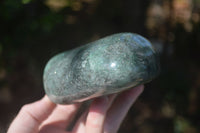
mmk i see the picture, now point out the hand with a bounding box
[7,85,144,133]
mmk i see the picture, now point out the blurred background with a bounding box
[0,0,200,132]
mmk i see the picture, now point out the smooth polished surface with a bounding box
[43,33,159,104]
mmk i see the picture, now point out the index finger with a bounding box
[7,95,56,133]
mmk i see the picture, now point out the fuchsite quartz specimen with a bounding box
[43,33,160,104]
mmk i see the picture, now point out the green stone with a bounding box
[43,33,159,104]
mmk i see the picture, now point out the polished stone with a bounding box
[43,33,160,104]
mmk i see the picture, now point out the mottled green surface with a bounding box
[43,33,159,104]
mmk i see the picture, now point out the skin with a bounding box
[7,85,144,133]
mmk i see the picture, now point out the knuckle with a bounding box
[20,104,31,112]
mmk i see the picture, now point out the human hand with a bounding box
[7,85,144,133]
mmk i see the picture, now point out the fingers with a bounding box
[73,85,143,133]
[7,95,56,133]
[73,94,116,133]
[85,94,116,133]
[72,109,88,133]
[40,103,81,130]
[104,85,144,133]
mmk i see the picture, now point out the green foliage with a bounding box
[174,117,197,133]
[22,0,32,4]
[0,0,64,49]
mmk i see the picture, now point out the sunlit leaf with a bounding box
[45,0,70,12]
[22,0,31,4]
